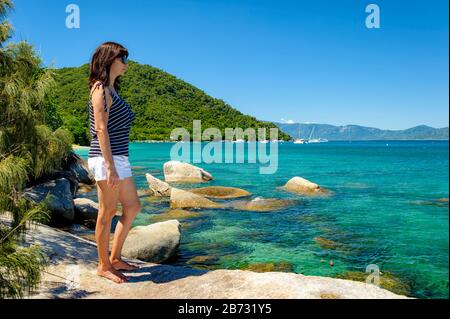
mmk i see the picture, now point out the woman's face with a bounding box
[110,55,128,78]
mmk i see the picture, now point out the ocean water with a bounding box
[75,140,449,298]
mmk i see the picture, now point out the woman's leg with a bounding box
[110,177,142,271]
[95,180,128,283]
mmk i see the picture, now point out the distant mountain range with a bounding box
[275,123,449,141]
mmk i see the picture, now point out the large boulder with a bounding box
[164,161,213,183]
[283,177,327,196]
[74,198,99,224]
[23,178,75,224]
[170,188,221,209]
[145,173,172,196]
[64,152,95,185]
[122,220,181,262]
[23,221,410,299]
[35,170,79,198]
[189,186,251,199]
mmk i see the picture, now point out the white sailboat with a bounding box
[307,125,328,143]
[293,123,307,144]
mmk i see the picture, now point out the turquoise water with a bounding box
[75,141,449,298]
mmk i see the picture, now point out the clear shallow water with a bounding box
[75,141,449,298]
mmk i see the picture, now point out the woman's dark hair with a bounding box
[89,41,128,90]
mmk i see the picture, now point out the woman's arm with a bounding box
[91,84,119,187]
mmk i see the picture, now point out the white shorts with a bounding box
[87,155,132,182]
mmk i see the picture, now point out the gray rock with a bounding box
[189,186,251,199]
[122,220,181,262]
[283,176,328,196]
[145,173,172,196]
[164,161,213,183]
[74,198,99,223]
[11,219,409,299]
[65,152,95,185]
[37,170,79,198]
[24,178,75,224]
[170,187,221,209]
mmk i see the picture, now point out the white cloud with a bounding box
[280,118,296,124]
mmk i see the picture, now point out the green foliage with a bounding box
[53,61,291,145]
[0,241,47,299]
[0,0,70,298]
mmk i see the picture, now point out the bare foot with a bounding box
[97,266,128,284]
[111,258,139,271]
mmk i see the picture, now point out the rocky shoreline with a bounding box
[21,221,406,299]
[16,151,410,299]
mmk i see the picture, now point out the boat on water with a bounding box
[308,138,329,143]
[293,138,307,144]
[293,123,307,144]
[292,124,328,144]
[307,126,328,143]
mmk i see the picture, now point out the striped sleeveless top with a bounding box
[88,83,136,158]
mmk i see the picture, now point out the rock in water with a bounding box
[227,197,293,212]
[150,209,201,222]
[23,178,75,224]
[164,161,213,183]
[74,198,99,225]
[314,236,339,250]
[122,220,181,262]
[23,221,410,299]
[145,173,172,196]
[283,176,327,195]
[189,186,251,199]
[64,152,95,185]
[170,188,221,209]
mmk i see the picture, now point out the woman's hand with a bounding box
[106,166,120,188]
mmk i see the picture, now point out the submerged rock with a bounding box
[187,255,219,265]
[122,220,181,262]
[23,178,75,224]
[240,261,295,273]
[170,188,221,209]
[164,161,213,183]
[314,236,339,250]
[189,186,251,199]
[150,209,201,222]
[336,271,411,297]
[145,173,172,196]
[283,176,328,196]
[227,197,293,212]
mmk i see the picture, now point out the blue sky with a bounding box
[8,0,449,129]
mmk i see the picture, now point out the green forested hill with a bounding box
[54,61,290,145]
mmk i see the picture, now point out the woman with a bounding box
[87,42,141,284]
